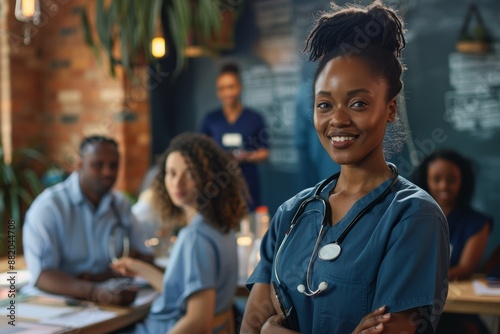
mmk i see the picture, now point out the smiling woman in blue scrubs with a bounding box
[241,3,450,334]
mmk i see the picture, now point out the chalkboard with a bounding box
[402,0,500,262]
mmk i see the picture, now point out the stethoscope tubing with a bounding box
[273,163,399,294]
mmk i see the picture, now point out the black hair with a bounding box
[304,1,406,101]
[411,149,476,207]
[218,62,241,82]
[79,135,118,156]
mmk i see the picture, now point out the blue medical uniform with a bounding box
[448,206,493,267]
[200,108,269,211]
[247,174,450,334]
[23,172,151,290]
[436,206,493,334]
[133,214,238,334]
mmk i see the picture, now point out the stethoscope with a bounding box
[273,163,399,297]
[64,187,130,263]
[108,202,130,263]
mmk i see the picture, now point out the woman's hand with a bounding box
[110,257,143,277]
[110,257,165,292]
[352,306,391,334]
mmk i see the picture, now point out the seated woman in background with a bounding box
[112,133,248,334]
[412,148,493,334]
[412,149,492,280]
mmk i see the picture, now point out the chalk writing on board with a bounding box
[444,52,500,138]
[243,65,300,172]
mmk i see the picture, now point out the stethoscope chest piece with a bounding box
[318,242,341,261]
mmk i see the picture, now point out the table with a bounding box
[25,298,151,334]
[445,279,500,334]
[0,256,153,333]
[445,279,500,315]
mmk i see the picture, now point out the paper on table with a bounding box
[40,308,117,328]
[132,288,159,307]
[472,279,500,296]
[0,270,31,288]
[16,303,79,320]
[0,321,65,334]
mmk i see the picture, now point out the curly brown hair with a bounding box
[151,133,249,232]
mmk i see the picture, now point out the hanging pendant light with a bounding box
[151,37,166,58]
[15,0,41,45]
[15,0,41,24]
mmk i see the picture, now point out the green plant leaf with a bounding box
[146,0,163,61]
[11,147,46,165]
[9,188,20,223]
[17,187,33,208]
[95,0,108,51]
[120,22,130,74]
[166,6,185,76]
[23,169,44,198]
[3,163,17,187]
[81,6,101,59]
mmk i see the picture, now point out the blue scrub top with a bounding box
[133,214,238,334]
[448,206,493,267]
[247,174,450,334]
[200,108,269,210]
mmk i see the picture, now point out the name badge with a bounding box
[222,133,243,148]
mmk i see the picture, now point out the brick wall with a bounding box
[1,0,151,196]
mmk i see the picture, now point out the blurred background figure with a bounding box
[412,148,493,334]
[23,136,152,306]
[132,166,176,260]
[200,63,270,212]
[112,133,248,333]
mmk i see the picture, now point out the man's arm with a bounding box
[36,270,136,306]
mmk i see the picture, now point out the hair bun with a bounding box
[305,1,405,62]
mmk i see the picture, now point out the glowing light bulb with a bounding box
[152,37,166,58]
[15,0,41,24]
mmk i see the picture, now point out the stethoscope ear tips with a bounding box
[297,282,328,295]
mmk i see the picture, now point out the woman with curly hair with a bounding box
[112,133,248,334]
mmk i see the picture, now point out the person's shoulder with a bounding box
[243,107,264,119]
[278,181,322,213]
[111,190,133,210]
[456,206,493,224]
[203,109,224,120]
[28,179,70,211]
[392,176,444,216]
[175,216,226,252]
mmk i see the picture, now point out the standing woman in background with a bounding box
[241,2,450,333]
[112,133,248,334]
[413,149,492,334]
[200,63,270,211]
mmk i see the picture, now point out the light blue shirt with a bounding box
[133,214,238,334]
[23,172,151,288]
[247,174,450,334]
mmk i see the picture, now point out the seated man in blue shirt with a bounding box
[23,136,153,306]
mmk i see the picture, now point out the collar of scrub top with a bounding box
[66,172,114,212]
[63,172,130,262]
[273,163,399,291]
